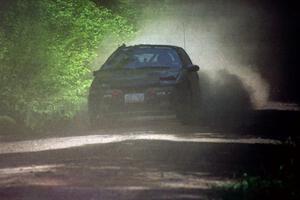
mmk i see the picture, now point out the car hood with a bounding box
[94,68,181,88]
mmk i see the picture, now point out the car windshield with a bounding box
[102,47,182,70]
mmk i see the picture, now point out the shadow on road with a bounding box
[0,137,297,199]
[0,70,299,199]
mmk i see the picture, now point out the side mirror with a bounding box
[187,64,199,72]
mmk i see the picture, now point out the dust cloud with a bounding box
[129,0,270,108]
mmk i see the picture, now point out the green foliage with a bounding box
[222,175,283,192]
[216,173,298,200]
[0,115,17,135]
[0,0,135,129]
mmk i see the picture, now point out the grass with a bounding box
[215,170,297,200]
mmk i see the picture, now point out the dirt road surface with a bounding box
[0,104,299,200]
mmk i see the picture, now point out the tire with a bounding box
[88,88,103,129]
[88,103,99,129]
[89,112,106,129]
[176,94,192,124]
[190,80,201,122]
[176,81,201,125]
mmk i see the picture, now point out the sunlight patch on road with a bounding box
[259,102,300,111]
[0,164,67,187]
[140,171,233,190]
[0,132,281,154]
[0,164,64,176]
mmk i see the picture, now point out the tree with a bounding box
[0,0,135,129]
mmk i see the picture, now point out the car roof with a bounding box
[120,44,183,50]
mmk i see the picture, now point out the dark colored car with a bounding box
[88,44,201,126]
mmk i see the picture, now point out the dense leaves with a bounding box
[0,0,135,129]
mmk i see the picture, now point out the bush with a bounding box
[0,115,17,134]
[0,0,135,130]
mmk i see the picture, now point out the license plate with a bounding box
[124,93,144,103]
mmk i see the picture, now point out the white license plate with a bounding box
[124,93,144,103]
